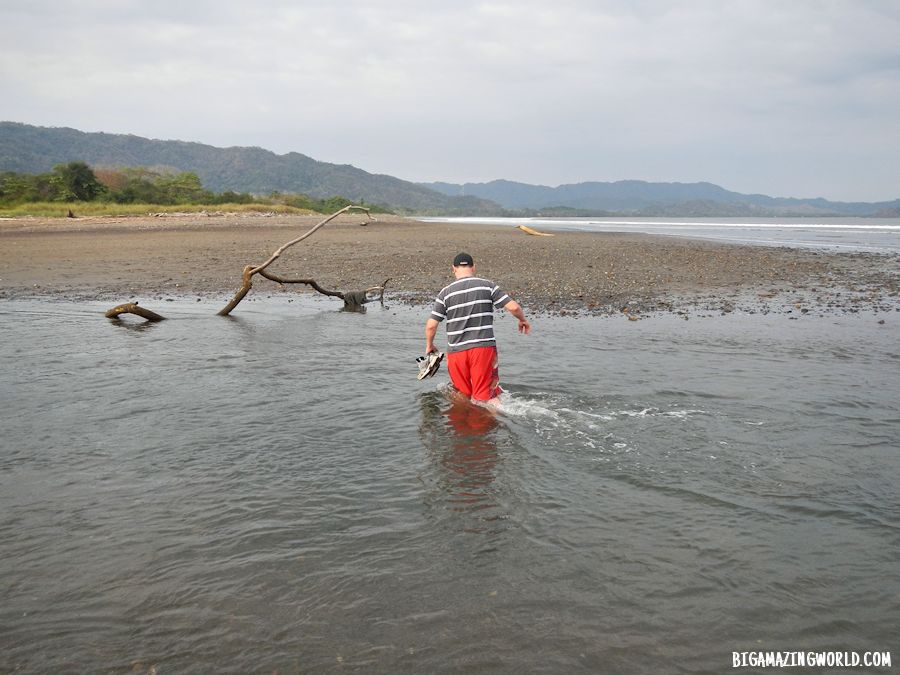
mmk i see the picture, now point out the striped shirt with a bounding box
[430,276,512,353]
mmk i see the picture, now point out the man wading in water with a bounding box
[424,252,531,407]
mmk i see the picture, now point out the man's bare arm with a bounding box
[504,300,531,334]
[425,317,440,353]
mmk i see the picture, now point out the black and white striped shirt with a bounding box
[430,276,512,353]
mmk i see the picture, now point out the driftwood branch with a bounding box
[258,269,345,299]
[218,204,373,316]
[251,206,369,275]
[105,302,166,322]
[259,271,391,310]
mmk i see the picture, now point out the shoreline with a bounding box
[1,213,898,318]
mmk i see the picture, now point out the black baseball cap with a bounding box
[453,252,474,267]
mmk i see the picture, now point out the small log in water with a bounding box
[105,302,166,322]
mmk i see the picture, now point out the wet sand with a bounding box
[1,213,898,317]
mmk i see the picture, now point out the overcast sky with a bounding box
[1,1,898,201]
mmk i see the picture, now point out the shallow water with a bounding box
[1,297,898,673]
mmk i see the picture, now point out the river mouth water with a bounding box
[1,297,897,673]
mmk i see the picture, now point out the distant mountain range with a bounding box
[2,122,898,216]
[423,179,900,217]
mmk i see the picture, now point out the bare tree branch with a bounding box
[258,269,345,298]
[251,205,372,276]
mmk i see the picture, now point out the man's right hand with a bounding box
[505,301,530,335]
[424,317,440,355]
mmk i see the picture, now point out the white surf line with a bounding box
[572,221,900,231]
[421,217,900,231]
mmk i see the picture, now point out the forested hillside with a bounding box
[0,122,495,212]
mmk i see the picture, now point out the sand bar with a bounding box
[1,213,897,317]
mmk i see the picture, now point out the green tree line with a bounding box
[0,161,392,213]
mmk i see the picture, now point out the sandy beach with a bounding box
[1,212,897,317]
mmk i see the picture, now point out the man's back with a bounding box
[431,276,510,353]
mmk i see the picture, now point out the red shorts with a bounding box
[447,346,500,401]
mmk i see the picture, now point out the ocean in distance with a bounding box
[420,216,900,253]
[1,297,897,673]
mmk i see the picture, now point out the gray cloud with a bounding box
[1,0,898,200]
